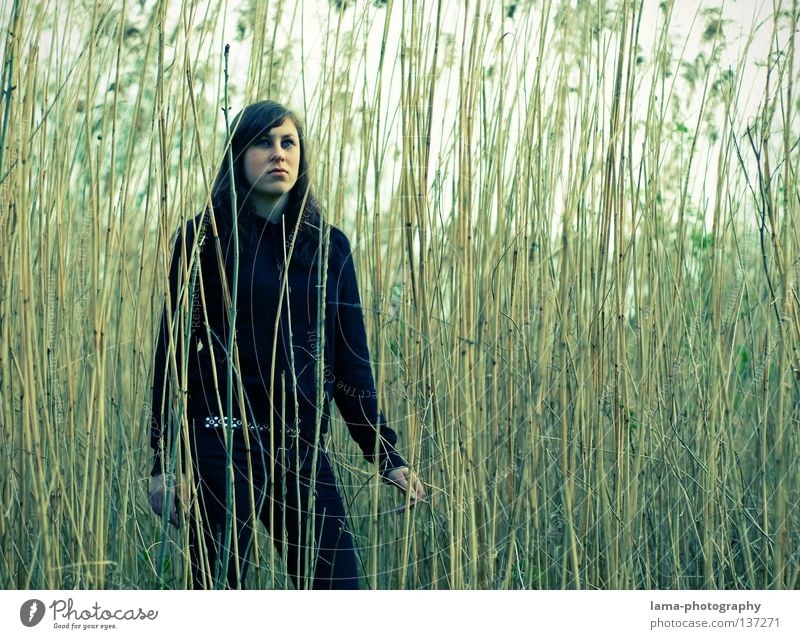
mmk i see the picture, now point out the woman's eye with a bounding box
[253,138,293,149]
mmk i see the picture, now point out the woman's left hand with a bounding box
[384,467,427,512]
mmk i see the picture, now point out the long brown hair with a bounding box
[207,100,325,269]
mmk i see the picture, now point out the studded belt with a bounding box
[195,415,307,441]
[199,415,270,432]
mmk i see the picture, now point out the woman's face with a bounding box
[242,118,301,199]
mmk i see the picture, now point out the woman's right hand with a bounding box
[148,473,189,528]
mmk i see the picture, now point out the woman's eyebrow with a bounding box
[259,132,297,139]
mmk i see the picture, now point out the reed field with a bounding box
[0,0,798,589]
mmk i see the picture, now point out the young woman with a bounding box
[147,100,425,589]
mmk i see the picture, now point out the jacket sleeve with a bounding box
[149,218,200,477]
[332,233,408,475]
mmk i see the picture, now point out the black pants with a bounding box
[186,423,360,589]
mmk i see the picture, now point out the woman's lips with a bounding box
[269,169,287,175]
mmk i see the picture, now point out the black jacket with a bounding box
[149,212,407,477]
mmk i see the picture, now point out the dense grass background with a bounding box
[0,0,798,589]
